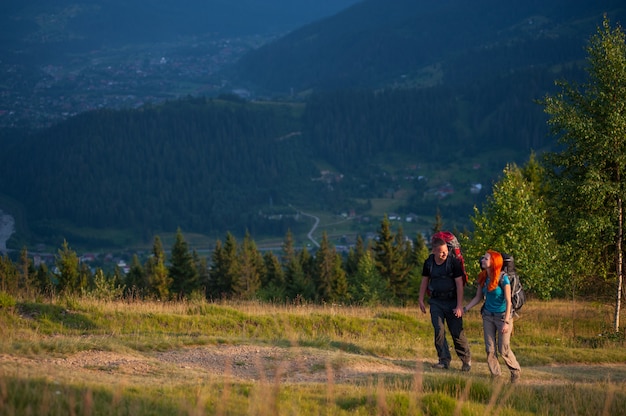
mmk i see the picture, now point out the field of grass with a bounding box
[1,296,625,415]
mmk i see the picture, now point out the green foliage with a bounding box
[0,98,314,242]
[0,254,19,294]
[91,269,125,301]
[234,231,264,300]
[464,163,560,299]
[145,236,171,300]
[55,240,82,295]
[314,232,349,303]
[0,291,16,308]
[540,16,626,329]
[168,228,198,297]
[373,216,413,303]
[124,255,147,298]
[209,233,240,299]
[350,251,391,306]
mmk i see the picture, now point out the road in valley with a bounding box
[298,210,320,248]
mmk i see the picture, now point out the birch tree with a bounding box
[541,17,626,331]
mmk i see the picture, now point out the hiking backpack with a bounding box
[501,253,526,314]
[429,231,469,287]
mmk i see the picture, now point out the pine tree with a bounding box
[314,232,348,303]
[169,228,198,298]
[234,231,263,299]
[145,236,171,300]
[432,208,443,234]
[55,240,80,294]
[298,247,316,301]
[78,262,92,295]
[193,250,210,299]
[259,251,286,301]
[350,251,390,306]
[209,233,239,299]
[125,254,147,298]
[345,234,368,280]
[407,233,430,301]
[35,262,51,296]
[19,247,36,297]
[373,216,411,302]
[0,254,18,295]
[281,229,296,267]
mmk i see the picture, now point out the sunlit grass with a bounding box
[1,296,625,415]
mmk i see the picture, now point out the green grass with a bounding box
[1,297,625,415]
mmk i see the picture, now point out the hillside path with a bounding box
[4,346,626,387]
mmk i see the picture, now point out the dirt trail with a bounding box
[3,345,626,387]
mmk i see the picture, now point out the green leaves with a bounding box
[540,17,626,329]
[465,164,559,300]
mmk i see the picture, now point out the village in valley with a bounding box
[0,33,267,129]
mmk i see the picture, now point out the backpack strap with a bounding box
[498,272,509,290]
[429,255,453,278]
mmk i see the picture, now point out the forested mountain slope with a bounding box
[229,0,625,94]
[0,78,561,248]
[0,99,317,245]
[1,0,625,250]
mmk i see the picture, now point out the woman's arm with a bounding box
[463,284,484,314]
[502,281,512,332]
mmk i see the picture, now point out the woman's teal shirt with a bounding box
[482,274,510,313]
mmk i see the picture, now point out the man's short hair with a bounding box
[431,237,446,248]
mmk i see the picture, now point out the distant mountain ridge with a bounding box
[229,0,625,95]
[0,0,361,66]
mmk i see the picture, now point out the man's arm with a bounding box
[453,276,464,317]
[418,275,429,313]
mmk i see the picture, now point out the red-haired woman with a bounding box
[463,250,521,383]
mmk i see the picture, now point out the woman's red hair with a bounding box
[477,250,503,292]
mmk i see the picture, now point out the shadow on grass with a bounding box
[18,302,98,331]
[2,375,184,415]
[530,363,626,384]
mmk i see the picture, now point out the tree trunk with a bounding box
[615,194,623,333]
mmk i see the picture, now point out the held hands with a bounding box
[453,305,467,318]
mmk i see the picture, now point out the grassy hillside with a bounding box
[1,296,625,414]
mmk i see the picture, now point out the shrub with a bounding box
[0,291,16,308]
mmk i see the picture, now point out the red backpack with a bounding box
[431,231,468,286]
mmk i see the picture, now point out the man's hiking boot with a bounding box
[432,362,449,370]
[510,370,521,384]
[461,362,471,372]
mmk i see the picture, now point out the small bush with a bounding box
[0,291,16,309]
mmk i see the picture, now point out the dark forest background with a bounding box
[0,0,624,251]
